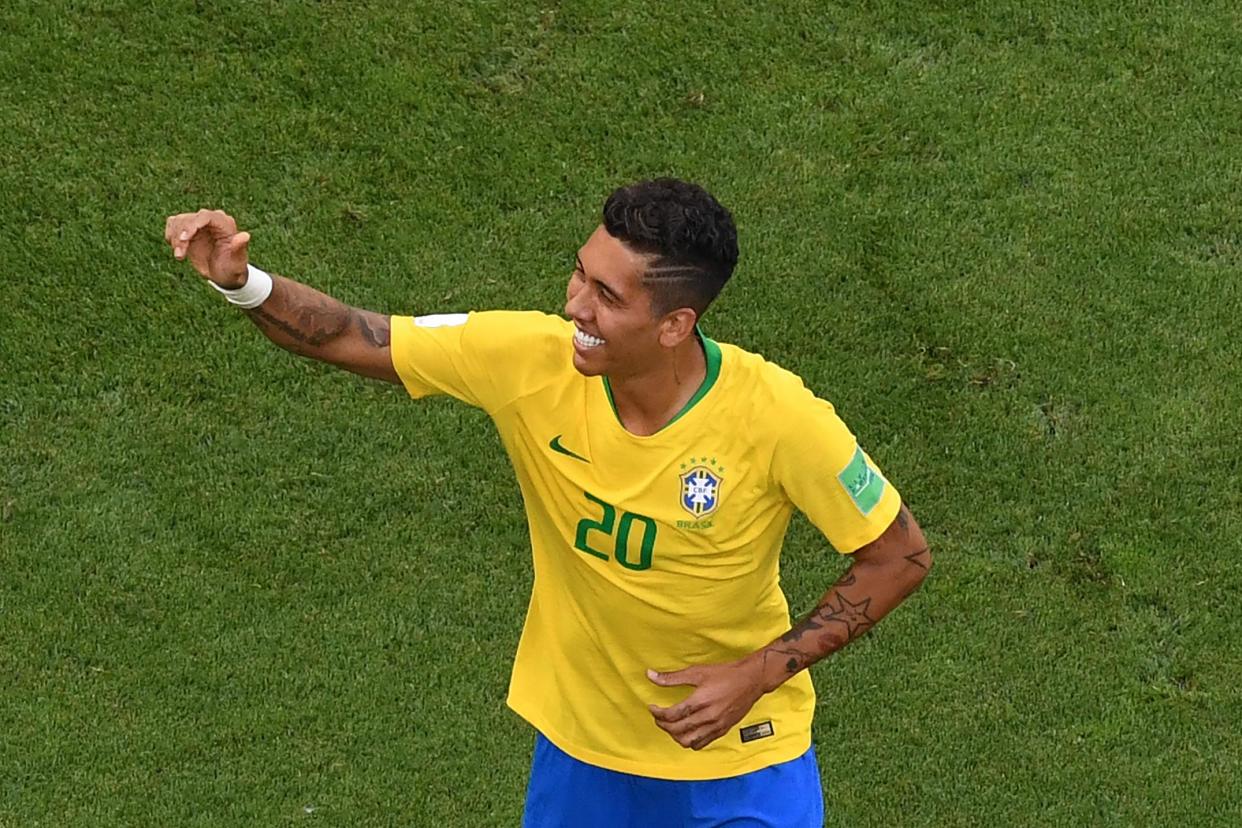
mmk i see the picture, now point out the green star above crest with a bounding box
[681,455,726,475]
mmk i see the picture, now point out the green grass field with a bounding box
[3,1,1240,824]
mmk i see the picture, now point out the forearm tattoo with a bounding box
[765,570,877,675]
[764,504,929,676]
[903,547,931,571]
[896,504,932,593]
[243,277,389,351]
[245,300,348,346]
[895,506,930,572]
[357,313,391,347]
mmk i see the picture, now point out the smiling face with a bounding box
[564,225,695,379]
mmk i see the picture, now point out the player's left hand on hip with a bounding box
[645,659,766,751]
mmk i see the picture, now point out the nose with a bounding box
[564,279,590,322]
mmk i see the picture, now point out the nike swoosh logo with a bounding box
[549,435,589,463]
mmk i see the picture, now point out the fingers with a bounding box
[652,712,702,739]
[165,213,201,259]
[648,698,701,724]
[171,212,214,260]
[648,694,713,747]
[646,666,704,724]
[645,663,735,749]
[164,209,239,259]
[687,727,726,751]
[646,667,702,688]
[650,709,726,751]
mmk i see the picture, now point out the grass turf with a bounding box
[2,1,1240,824]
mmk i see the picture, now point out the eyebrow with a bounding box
[576,254,623,302]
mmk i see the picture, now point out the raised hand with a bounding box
[164,209,251,289]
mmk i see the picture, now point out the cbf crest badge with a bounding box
[679,457,725,519]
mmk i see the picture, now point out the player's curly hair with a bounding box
[603,178,739,319]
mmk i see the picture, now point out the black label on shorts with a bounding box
[739,721,775,743]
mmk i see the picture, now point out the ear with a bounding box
[658,308,699,348]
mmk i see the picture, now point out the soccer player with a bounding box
[165,179,931,827]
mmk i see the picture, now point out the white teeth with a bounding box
[575,329,605,348]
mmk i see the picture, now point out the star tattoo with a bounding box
[820,592,875,640]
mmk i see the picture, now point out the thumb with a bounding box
[647,667,701,687]
[202,229,250,288]
[227,231,251,264]
[212,231,251,286]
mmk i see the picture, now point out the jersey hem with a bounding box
[509,700,812,781]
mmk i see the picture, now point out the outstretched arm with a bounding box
[164,209,400,384]
[647,503,931,750]
[240,277,397,383]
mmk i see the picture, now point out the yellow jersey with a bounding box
[389,310,901,780]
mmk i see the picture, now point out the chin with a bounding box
[572,352,603,376]
[571,346,609,377]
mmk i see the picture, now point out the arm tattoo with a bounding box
[761,646,806,675]
[818,592,876,639]
[903,547,930,571]
[357,313,391,347]
[241,276,389,352]
[779,572,856,643]
[760,505,930,681]
[245,295,351,347]
[895,504,929,573]
[772,570,877,674]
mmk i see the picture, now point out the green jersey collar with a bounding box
[602,328,722,434]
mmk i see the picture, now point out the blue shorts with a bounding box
[522,733,824,828]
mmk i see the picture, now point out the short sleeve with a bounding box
[389,310,567,413]
[771,388,902,554]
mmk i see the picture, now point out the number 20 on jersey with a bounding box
[574,491,657,571]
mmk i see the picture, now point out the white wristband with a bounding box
[212,264,274,309]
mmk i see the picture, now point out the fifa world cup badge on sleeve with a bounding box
[677,456,724,530]
[837,446,886,515]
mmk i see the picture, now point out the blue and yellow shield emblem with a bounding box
[679,466,722,518]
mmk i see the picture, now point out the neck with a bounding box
[608,335,707,437]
